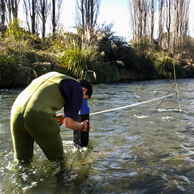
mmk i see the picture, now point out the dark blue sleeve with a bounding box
[59,79,83,121]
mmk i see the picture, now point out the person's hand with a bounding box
[56,114,65,126]
[81,120,90,132]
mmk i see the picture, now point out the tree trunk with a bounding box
[31,0,36,34]
[138,0,143,42]
[11,0,18,18]
[1,0,6,26]
[166,0,171,51]
[158,0,164,47]
[76,0,100,36]
[150,0,154,44]
[52,0,56,39]
[42,0,46,40]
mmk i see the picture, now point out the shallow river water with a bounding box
[1,79,194,193]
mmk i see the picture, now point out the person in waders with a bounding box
[10,72,93,162]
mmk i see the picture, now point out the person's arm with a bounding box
[64,117,90,132]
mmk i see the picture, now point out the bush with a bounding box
[90,62,120,83]
[153,56,184,78]
[5,18,30,41]
[55,42,102,79]
[0,54,18,84]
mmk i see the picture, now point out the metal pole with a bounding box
[173,61,181,110]
[156,61,181,110]
[156,83,176,110]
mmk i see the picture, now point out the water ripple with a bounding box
[1,79,194,193]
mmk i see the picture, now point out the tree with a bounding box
[23,0,37,34]
[11,0,20,18]
[129,0,138,42]
[171,0,190,54]
[37,0,50,40]
[0,0,6,26]
[0,0,20,29]
[138,0,143,41]
[6,0,20,22]
[76,0,101,35]
[51,0,55,38]
[51,0,62,39]
[165,0,173,51]
[150,0,154,43]
[129,0,150,43]
[158,0,164,47]
[177,0,190,54]
[31,0,36,34]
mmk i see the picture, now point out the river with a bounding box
[1,78,194,193]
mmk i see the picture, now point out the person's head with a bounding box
[78,79,93,99]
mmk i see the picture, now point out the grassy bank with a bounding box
[0,19,193,87]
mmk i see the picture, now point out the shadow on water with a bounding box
[1,79,194,193]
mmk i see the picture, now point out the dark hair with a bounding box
[78,79,93,98]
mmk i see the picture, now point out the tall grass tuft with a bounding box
[55,28,105,81]
[56,42,99,79]
[153,56,184,78]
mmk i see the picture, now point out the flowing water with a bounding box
[1,79,194,193]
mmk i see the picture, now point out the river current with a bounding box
[1,78,194,193]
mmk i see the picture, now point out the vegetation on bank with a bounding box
[0,19,194,87]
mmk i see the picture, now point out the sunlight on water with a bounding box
[1,79,194,193]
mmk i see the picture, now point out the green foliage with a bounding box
[27,34,42,49]
[20,50,52,66]
[49,30,81,53]
[0,54,19,83]
[0,53,19,66]
[130,37,151,53]
[5,18,29,41]
[56,42,101,79]
[91,62,120,83]
[155,57,173,78]
[0,19,191,86]
[130,40,186,79]
[5,18,42,50]
[153,56,184,78]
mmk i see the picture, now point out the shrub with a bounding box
[0,54,18,84]
[91,62,120,83]
[55,42,101,79]
[5,18,30,41]
[154,56,184,78]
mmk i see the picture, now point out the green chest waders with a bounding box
[11,72,76,161]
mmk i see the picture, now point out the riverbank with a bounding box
[1,60,194,88]
[1,22,194,87]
